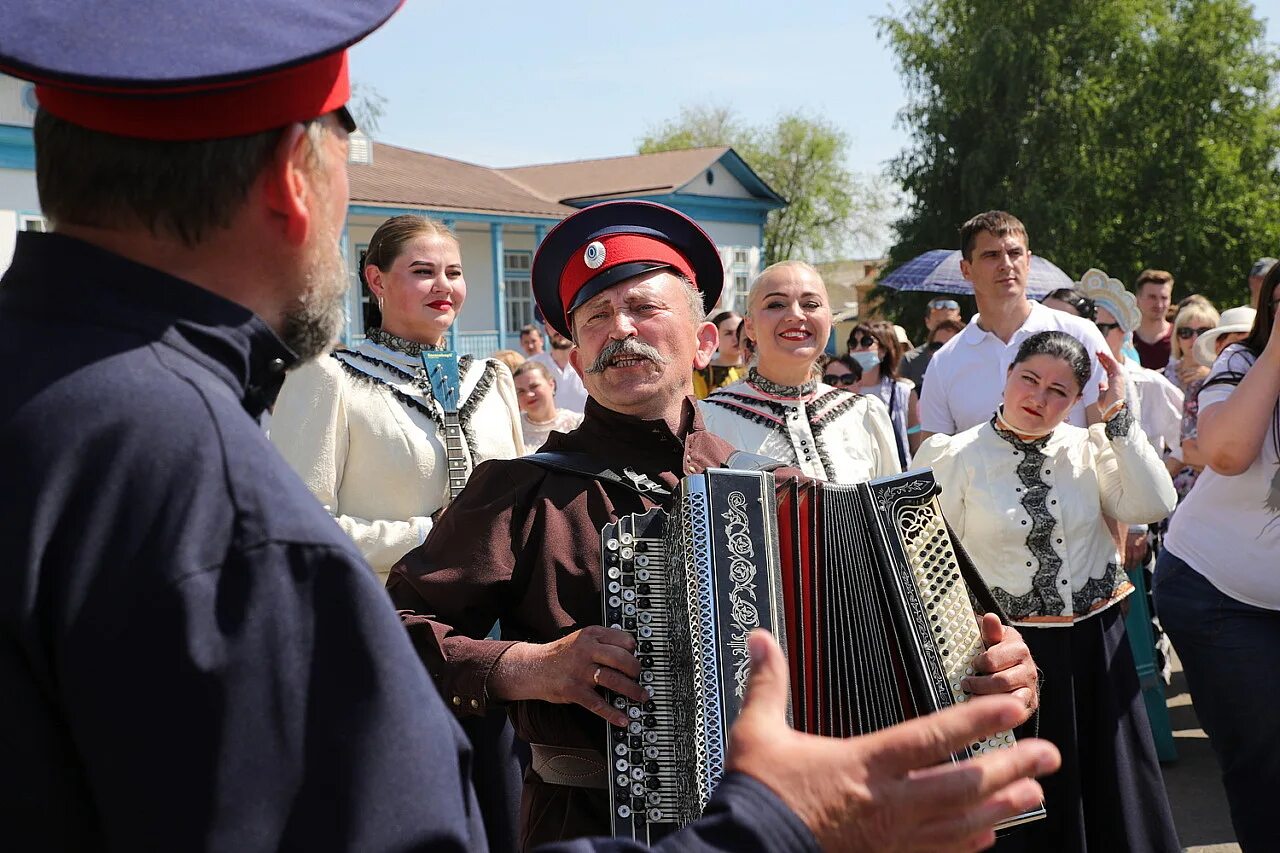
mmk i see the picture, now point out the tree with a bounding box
[878,0,1280,313]
[348,81,388,137]
[638,105,890,264]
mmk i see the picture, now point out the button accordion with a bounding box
[600,468,1045,841]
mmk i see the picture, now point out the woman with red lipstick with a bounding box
[270,215,523,579]
[913,331,1179,852]
[699,260,900,483]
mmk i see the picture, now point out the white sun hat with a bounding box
[1194,305,1256,367]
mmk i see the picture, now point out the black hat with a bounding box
[0,0,402,140]
[532,201,724,338]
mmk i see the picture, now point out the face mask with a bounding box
[851,351,881,371]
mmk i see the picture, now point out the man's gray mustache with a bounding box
[585,338,669,374]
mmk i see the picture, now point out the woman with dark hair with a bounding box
[1041,287,1096,321]
[692,309,745,397]
[913,330,1179,852]
[847,320,921,465]
[1153,264,1280,851]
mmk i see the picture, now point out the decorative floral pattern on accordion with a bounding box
[721,490,760,700]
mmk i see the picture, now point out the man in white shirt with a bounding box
[919,211,1109,439]
[530,323,589,413]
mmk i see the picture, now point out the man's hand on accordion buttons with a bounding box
[728,629,1061,852]
[963,614,1038,720]
[491,626,647,728]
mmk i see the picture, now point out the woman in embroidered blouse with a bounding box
[269,215,523,579]
[913,331,1178,852]
[698,261,900,484]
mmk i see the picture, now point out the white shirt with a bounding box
[530,351,589,414]
[919,301,1109,435]
[1164,345,1280,610]
[520,407,584,454]
[1121,359,1183,458]
[912,412,1176,626]
[270,340,524,579]
[698,378,901,484]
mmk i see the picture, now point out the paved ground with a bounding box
[1160,650,1239,852]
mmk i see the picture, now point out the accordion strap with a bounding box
[521,451,672,498]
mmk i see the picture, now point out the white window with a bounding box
[729,247,752,312]
[19,215,46,232]
[732,249,748,266]
[504,250,534,333]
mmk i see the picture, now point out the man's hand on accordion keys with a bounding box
[727,629,1061,852]
[962,614,1040,719]
[488,625,648,728]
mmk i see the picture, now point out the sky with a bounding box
[349,0,914,174]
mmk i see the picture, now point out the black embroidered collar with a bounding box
[364,326,447,357]
[746,367,817,399]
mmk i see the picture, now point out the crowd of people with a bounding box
[1,3,1274,852]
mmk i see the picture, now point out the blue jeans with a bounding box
[1153,549,1280,852]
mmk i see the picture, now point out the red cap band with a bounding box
[558,233,698,320]
[34,51,350,141]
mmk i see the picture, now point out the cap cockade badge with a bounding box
[584,241,606,269]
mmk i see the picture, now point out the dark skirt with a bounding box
[997,605,1180,852]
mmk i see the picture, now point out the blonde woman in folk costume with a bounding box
[699,261,900,483]
[270,215,523,580]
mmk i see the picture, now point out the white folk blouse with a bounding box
[912,409,1176,626]
[698,371,901,484]
[270,334,524,579]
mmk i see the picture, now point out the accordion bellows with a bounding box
[601,468,1045,842]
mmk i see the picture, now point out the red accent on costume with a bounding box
[33,51,350,141]
[558,233,699,322]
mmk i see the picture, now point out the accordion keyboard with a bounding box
[893,497,1016,756]
[602,509,684,840]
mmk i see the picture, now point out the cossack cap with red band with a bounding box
[0,0,403,141]
[532,201,725,339]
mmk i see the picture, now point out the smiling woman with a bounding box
[269,214,524,578]
[698,260,901,483]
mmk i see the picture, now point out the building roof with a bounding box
[501,146,785,207]
[348,142,576,219]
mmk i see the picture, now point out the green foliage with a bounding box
[877,0,1280,317]
[638,105,889,264]
[349,81,388,137]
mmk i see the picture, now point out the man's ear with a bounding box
[959,257,972,282]
[693,319,718,369]
[261,123,316,247]
[569,344,585,381]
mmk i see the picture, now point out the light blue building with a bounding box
[1,74,786,356]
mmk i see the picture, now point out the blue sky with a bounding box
[349,0,913,174]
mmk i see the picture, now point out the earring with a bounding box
[375,294,384,313]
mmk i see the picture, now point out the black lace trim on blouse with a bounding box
[1073,562,1126,615]
[989,416,1066,620]
[335,359,446,432]
[745,367,817,399]
[809,389,860,478]
[364,326,448,356]
[1104,405,1135,440]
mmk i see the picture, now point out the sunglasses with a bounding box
[1096,322,1122,335]
[849,334,877,349]
[929,299,960,310]
[1176,326,1213,340]
[823,373,859,386]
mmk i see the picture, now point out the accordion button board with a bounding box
[600,468,1044,841]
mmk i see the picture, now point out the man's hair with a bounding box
[1134,269,1174,294]
[519,324,542,337]
[959,211,1028,261]
[928,318,966,342]
[34,108,325,247]
[365,215,457,272]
